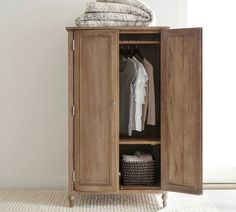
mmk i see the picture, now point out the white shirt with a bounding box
[131,57,149,131]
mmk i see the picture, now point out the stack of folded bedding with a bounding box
[75,0,156,27]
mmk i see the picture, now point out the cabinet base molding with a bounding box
[68,191,168,208]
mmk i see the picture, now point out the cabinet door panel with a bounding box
[161,28,202,194]
[74,30,119,192]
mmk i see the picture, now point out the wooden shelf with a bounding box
[119,40,160,45]
[119,138,160,145]
[120,184,161,190]
[120,140,160,145]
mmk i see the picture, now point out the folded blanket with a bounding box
[97,0,155,22]
[75,0,156,27]
[75,20,149,27]
[81,13,149,22]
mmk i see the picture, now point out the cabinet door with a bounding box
[161,28,202,194]
[74,30,119,192]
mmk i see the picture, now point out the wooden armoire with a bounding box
[66,26,202,208]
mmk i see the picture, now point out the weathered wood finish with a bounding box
[70,189,164,194]
[66,27,203,207]
[161,28,202,194]
[74,30,119,192]
[119,139,160,145]
[67,31,76,207]
[120,185,160,190]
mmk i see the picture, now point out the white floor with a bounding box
[205,190,236,212]
[0,190,218,212]
[0,189,234,211]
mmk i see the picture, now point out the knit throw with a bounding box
[75,0,156,27]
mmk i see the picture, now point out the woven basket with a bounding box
[121,160,156,185]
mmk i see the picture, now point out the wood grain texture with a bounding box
[112,31,120,193]
[70,189,164,194]
[68,31,74,193]
[161,28,202,194]
[74,30,119,192]
[119,140,160,145]
[67,27,202,199]
[120,185,161,190]
[119,190,164,194]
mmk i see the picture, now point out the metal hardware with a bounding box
[112,101,117,105]
[72,105,75,116]
[72,171,76,182]
[72,40,75,50]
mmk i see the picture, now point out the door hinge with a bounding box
[72,105,75,117]
[72,40,75,50]
[72,171,76,182]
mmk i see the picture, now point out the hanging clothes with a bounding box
[142,58,156,129]
[132,55,156,129]
[119,56,137,136]
[131,56,148,132]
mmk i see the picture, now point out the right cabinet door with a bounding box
[161,28,202,194]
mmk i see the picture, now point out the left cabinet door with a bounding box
[73,30,119,192]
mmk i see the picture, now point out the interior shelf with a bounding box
[120,184,161,190]
[119,138,160,145]
[120,135,160,145]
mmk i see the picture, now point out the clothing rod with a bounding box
[119,41,160,45]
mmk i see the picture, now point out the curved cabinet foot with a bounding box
[162,192,168,208]
[68,193,76,208]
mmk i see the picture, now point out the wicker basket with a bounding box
[121,160,156,185]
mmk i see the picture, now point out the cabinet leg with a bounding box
[162,192,168,208]
[68,193,76,208]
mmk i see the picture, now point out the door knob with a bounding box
[112,100,117,105]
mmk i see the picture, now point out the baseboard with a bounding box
[204,167,236,183]
[204,183,236,189]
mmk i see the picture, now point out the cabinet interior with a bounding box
[119,32,161,190]
[119,33,161,141]
[120,144,161,190]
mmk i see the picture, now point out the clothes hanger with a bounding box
[132,42,144,60]
[120,44,125,57]
[126,44,132,58]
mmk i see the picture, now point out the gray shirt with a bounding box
[119,57,137,136]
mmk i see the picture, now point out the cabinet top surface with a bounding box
[66,26,169,31]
